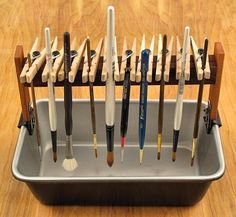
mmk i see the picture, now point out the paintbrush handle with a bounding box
[120,70,131,137]
[48,80,57,131]
[64,79,72,135]
[45,28,57,132]
[105,6,115,127]
[174,75,185,130]
[193,38,208,138]
[139,49,149,150]
[89,82,96,134]
[193,79,204,138]
[64,32,72,136]
[158,35,167,134]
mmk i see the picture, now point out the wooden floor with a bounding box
[0,0,235,216]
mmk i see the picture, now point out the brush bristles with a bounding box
[93,134,98,158]
[62,158,78,171]
[107,151,114,167]
[53,152,57,162]
[172,152,176,162]
[191,157,195,167]
[191,138,197,166]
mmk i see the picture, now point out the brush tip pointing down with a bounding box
[107,151,114,167]
[172,152,176,162]
[191,157,195,167]
[93,134,98,158]
[53,152,57,162]
[157,152,161,160]
[62,158,78,171]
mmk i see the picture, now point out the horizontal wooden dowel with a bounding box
[22,54,217,87]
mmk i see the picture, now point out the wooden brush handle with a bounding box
[64,80,72,135]
[158,35,167,134]
[89,82,96,134]
[64,32,73,136]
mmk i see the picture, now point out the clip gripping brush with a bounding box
[62,32,78,171]
[120,49,132,162]
[172,26,190,161]
[45,27,57,162]
[139,49,150,164]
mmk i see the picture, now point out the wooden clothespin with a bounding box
[114,36,120,81]
[82,37,93,83]
[101,36,119,82]
[69,39,86,83]
[136,34,145,82]
[41,37,58,82]
[119,37,128,81]
[176,36,190,80]
[26,46,47,83]
[191,36,211,80]
[147,35,155,82]
[164,36,174,81]
[101,36,108,82]
[155,35,174,82]
[130,38,137,82]
[155,34,162,81]
[51,46,63,82]
[20,38,39,83]
[89,38,104,82]
[58,38,77,81]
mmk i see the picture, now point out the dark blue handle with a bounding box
[139,49,150,150]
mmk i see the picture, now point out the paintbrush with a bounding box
[62,32,78,171]
[27,53,42,157]
[86,37,98,158]
[120,49,132,162]
[105,6,116,167]
[139,49,150,164]
[172,26,190,161]
[157,35,167,160]
[45,27,57,162]
[191,38,208,166]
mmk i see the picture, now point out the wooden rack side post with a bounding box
[208,42,225,121]
[14,45,31,133]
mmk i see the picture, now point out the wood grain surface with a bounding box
[0,0,235,216]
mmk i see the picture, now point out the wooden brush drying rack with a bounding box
[14,37,225,135]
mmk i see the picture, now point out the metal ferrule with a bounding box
[173,130,180,152]
[191,138,197,158]
[65,135,73,159]
[106,125,114,152]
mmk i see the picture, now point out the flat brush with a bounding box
[105,6,116,167]
[120,49,132,162]
[62,32,78,171]
[86,37,98,158]
[45,27,58,162]
[172,26,190,161]
[139,49,150,164]
[27,53,42,157]
[157,35,167,160]
[191,38,208,166]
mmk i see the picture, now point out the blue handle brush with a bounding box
[139,49,150,164]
